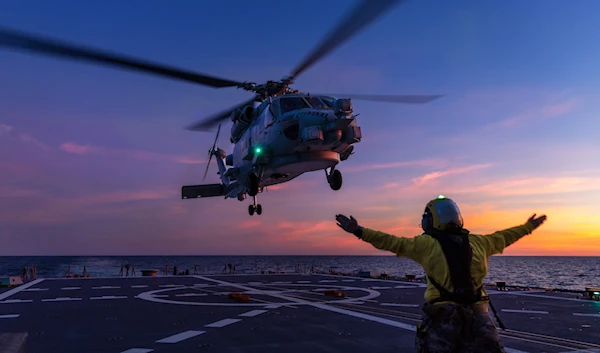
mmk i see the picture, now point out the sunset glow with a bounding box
[1,1,599,256]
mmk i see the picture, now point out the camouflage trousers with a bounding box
[414,302,506,353]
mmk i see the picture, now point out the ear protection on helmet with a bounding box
[421,207,433,233]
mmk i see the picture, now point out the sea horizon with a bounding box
[2,255,598,291]
[2,254,598,257]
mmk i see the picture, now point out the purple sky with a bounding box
[1,0,599,256]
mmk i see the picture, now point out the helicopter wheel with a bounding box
[248,174,259,197]
[329,169,342,191]
[248,204,255,216]
[256,204,262,215]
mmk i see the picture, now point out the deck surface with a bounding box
[1,273,599,353]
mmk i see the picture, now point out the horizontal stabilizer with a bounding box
[182,184,224,199]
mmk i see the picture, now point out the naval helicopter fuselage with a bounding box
[181,92,360,216]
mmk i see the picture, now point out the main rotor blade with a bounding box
[185,96,259,132]
[0,26,244,88]
[317,93,445,104]
[289,0,404,81]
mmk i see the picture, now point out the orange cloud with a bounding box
[359,163,495,203]
[344,159,448,173]
[411,163,494,186]
[451,175,600,197]
[265,179,319,192]
[60,142,204,164]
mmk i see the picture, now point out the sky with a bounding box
[1,0,599,256]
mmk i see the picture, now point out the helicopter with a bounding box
[0,0,442,216]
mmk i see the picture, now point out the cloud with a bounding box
[0,123,14,134]
[498,97,581,128]
[373,163,495,198]
[60,142,98,155]
[344,158,448,173]
[448,175,600,197]
[0,187,176,225]
[79,189,175,204]
[411,163,494,186]
[0,123,49,149]
[60,142,204,164]
[0,187,44,198]
[265,179,319,192]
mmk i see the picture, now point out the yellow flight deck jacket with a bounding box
[359,222,536,304]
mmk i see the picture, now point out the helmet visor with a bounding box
[432,199,463,228]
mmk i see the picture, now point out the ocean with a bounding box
[1,256,598,291]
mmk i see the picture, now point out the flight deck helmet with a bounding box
[421,195,464,233]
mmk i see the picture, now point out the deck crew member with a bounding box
[335,195,547,353]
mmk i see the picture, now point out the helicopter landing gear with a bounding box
[248,196,262,216]
[248,173,260,197]
[326,167,343,191]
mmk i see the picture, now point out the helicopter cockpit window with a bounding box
[279,97,309,115]
[304,96,330,110]
[320,96,335,108]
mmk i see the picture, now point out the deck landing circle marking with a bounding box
[136,283,381,307]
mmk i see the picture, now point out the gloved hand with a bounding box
[336,214,360,235]
[527,214,547,230]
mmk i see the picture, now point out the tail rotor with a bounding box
[202,123,221,181]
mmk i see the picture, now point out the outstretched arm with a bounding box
[478,214,547,256]
[335,214,427,264]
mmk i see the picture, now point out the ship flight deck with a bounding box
[0,273,599,353]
